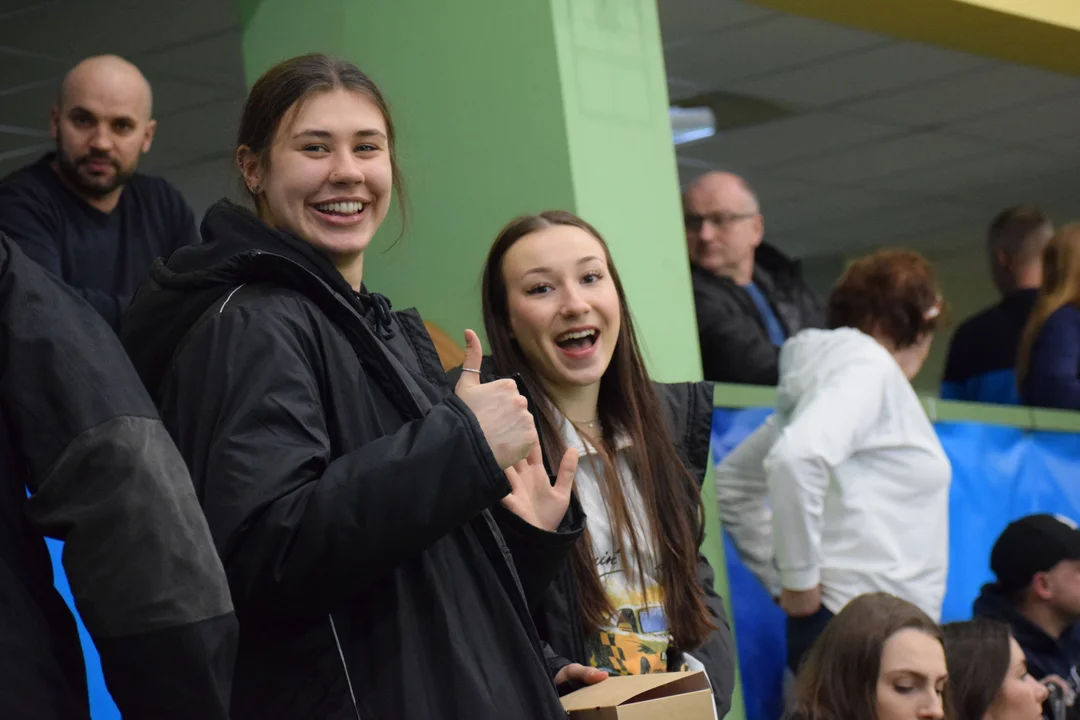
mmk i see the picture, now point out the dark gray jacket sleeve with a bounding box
[0,233,237,719]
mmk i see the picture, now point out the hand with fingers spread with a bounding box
[503,443,578,531]
[454,329,538,469]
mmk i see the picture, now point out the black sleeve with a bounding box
[165,301,513,618]
[0,234,236,720]
[694,290,779,385]
[693,552,737,716]
[490,498,584,610]
[0,184,127,328]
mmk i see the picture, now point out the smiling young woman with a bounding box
[472,210,737,714]
[121,55,581,720]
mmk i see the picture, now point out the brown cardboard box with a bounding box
[560,671,714,719]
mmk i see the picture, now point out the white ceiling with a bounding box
[1,0,1077,259]
[662,0,1080,258]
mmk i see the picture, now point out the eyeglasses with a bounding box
[684,212,757,232]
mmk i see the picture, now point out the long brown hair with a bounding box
[942,619,1012,720]
[1018,223,1080,387]
[793,593,952,720]
[480,210,714,651]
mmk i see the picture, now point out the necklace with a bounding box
[572,417,599,430]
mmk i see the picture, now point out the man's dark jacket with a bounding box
[0,232,236,719]
[692,243,824,385]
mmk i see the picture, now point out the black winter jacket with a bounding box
[692,243,824,385]
[449,364,736,714]
[120,201,578,720]
[0,232,236,719]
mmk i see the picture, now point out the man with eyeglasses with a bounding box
[683,171,823,385]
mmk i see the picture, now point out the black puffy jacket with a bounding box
[0,233,236,720]
[121,201,578,720]
[692,243,824,385]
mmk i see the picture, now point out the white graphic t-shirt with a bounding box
[560,420,681,676]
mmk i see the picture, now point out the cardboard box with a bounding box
[560,670,714,720]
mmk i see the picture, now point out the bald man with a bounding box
[0,54,198,330]
[684,172,823,385]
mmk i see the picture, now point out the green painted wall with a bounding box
[236,0,700,382]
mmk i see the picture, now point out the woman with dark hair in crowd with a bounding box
[792,592,951,720]
[120,54,582,719]
[716,249,952,672]
[943,619,1050,720]
[1018,223,1080,410]
[468,211,736,712]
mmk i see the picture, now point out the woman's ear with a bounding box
[236,145,263,194]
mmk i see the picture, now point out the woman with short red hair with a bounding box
[716,249,952,674]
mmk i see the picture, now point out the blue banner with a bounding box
[712,407,1080,720]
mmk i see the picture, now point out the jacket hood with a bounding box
[120,199,392,400]
[754,243,803,282]
[974,582,1063,656]
[775,328,888,415]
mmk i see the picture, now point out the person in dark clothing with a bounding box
[683,172,824,385]
[0,55,198,330]
[120,54,581,720]
[973,514,1080,718]
[942,205,1052,404]
[0,231,236,719]
[1018,224,1080,410]
[467,211,736,713]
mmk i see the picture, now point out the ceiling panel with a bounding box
[2,74,242,132]
[0,0,236,60]
[948,93,1080,148]
[772,132,993,184]
[140,95,245,174]
[0,46,66,89]
[842,63,1080,127]
[764,186,913,234]
[659,0,773,48]
[874,150,1071,198]
[134,29,245,91]
[731,41,993,107]
[687,111,901,170]
[663,14,885,92]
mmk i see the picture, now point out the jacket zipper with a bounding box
[329,613,364,720]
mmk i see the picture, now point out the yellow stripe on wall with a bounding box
[748,0,1080,76]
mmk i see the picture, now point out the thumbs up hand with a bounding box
[455,330,538,469]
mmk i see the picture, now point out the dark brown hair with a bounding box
[988,206,1052,293]
[942,619,1013,720]
[793,593,952,720]
[1017,223,1080,388]
[481,211,714,651]
[827,249,943,349]
[236,53,406,230]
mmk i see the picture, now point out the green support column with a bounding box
[236,2,745,716]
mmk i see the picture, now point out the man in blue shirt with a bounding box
[0,55,198,330]
[684,171,823,385]
[942,206,1052,404]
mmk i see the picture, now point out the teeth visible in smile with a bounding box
[314,201,364,215]
[556,329,597,342]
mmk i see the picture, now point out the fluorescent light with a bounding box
[670,106,716,146]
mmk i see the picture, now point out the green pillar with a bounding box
[237,2,745,717]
